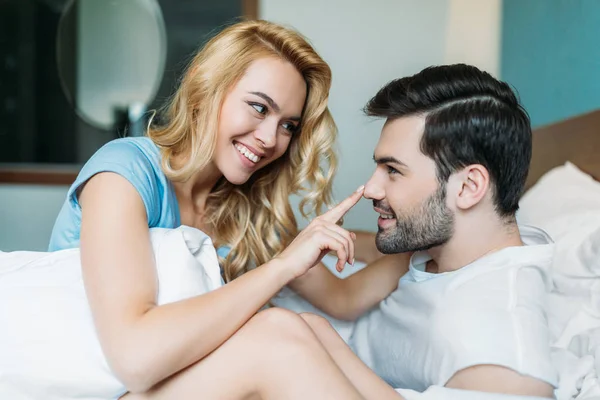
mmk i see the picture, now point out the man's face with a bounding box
[364,116,455,254]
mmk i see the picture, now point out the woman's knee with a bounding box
[245,307,316,345]
[299,312,333,332]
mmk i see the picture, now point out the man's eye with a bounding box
[387,165,400,175]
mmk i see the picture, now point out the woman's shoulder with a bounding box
[94,136,160,163]
[75,136,169,193]
[79,136,164,181]
[49,137,177,250]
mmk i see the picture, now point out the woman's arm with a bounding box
[80,173,363,393]
[80,173,294,393]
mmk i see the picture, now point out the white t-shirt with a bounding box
[349,225,558,392]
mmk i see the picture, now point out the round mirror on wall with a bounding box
[56,0,167,134]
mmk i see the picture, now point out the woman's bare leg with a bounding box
[122,308,364,400]
[300,313,403,400]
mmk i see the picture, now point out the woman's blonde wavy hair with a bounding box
[148,20,337,282]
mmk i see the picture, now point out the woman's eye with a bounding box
[282,122,298,134]
[250,103,267,114]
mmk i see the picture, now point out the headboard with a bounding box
[526,109,600,190]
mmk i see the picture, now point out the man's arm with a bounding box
[352,230,385,264]
[446,365,554,398]
[288,252,411,321]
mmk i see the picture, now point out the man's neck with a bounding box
[426,213,523,274]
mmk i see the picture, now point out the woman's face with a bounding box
[214,57,307,185]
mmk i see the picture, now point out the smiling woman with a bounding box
[0,17,362,399]
[208,58,306,186]
[132,21,337,281]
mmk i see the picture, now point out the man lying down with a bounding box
[286,64,558,399]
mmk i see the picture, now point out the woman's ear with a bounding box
[455,164,490,211]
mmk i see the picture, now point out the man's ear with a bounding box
[454,164,490,211]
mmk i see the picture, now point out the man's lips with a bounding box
[374,206,395,217]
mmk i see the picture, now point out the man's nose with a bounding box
[364,172,384,200]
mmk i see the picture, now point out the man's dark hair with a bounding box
[364,64,531,217]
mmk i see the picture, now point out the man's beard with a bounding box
[375,184,455,254]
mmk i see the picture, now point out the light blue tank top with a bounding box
[49,137,231,259]
[48,137,180,251]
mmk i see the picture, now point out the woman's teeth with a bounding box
[235,143,260,163]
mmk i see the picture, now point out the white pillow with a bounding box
[0,226,222,400]
[518,162,600,280]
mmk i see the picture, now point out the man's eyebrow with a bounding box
[373,155,408,168]
[249,91,302,121]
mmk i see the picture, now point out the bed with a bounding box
[513,109,600,400]
[526,108,600,189]
[1,109,599,400]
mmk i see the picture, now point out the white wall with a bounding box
[0,185,68,251]
[444,0,501,77]
[261,0,501,230]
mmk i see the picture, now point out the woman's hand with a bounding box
[275,186,364,279]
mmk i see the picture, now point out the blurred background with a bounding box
[1,0,599,250]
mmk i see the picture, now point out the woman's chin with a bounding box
[223,172,251,186]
